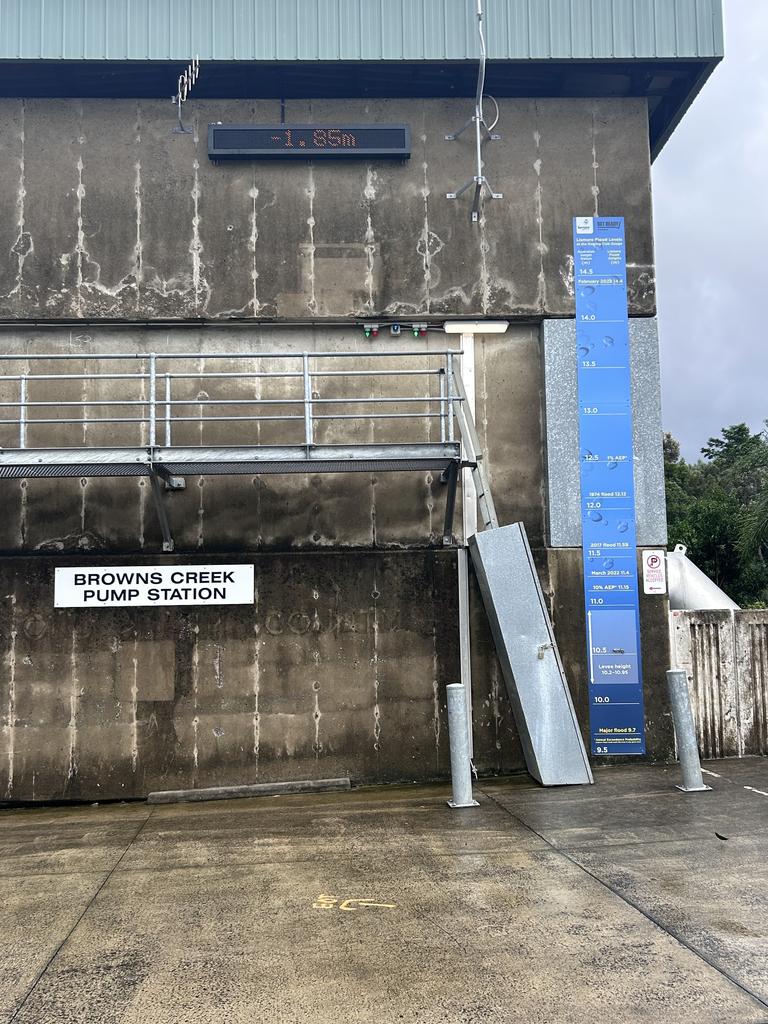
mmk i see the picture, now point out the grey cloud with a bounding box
[652,0,768,460]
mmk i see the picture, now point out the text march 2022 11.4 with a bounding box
[573,216,646,756]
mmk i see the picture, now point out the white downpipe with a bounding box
[460,333,477,541]
[458,333,477,759]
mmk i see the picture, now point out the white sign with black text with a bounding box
[642,550,667,596]
[54,565,255,608]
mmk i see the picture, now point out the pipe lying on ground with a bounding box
[147,777,351,805]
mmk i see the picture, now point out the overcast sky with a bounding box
[652,0,768,460]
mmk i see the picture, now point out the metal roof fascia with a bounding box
[0,0,725,63]
[650,53,722,159]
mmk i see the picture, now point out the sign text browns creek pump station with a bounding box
[54,565,255,608]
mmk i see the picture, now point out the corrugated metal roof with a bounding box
[0,0,724,63]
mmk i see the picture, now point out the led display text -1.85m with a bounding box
[209,124,411,161]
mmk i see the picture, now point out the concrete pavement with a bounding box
[2,759,768,1023]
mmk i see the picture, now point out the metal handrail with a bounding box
[0,350,464,451]
[0,350,462,360]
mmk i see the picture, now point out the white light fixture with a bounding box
[443,321,509,334]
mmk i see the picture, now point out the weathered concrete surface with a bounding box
[2,762,767,1023]
[0,543,676,802]
[546,547,675,764]
[543,316,668,548]
[0,551,527,802]
[0,94,664,798]
[486,759,768,1008]
[0,550,676,803]
[0,801,150,1021]
[0,97,655,320]
[670,609,768,758]
[0,319,675,799]
[0,325,544,555]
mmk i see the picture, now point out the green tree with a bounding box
[664,423,768,607]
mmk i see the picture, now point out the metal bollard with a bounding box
[446,683,479,808]
[665,669,711,793]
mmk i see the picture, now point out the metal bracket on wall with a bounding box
[148,468,175,552]
[159,472,186,491]
[446,0,503,223]
[441,460,460,546]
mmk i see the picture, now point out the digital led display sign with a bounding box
[208,123,410,161]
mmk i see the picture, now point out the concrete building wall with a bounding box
[0,551,518,800]
[0,94,671,800]
[0,97,654,321]
[0,324,546,554]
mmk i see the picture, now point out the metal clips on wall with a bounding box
[172,57,200,135]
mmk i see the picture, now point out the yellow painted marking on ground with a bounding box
[312,894,397,911]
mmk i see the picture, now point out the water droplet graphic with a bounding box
[617,521,629,534]
[603,559,615,570]
[578,346,591,357]
[602,335,615,348]
[607,460,619,471]
[580,286,596,297]
[588,511,603,523]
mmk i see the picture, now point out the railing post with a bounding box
[446,353,455,442]
[164,373,172,447]
[446,683,479,809]
[148,353,157,448]
[439,368,446,443]
[665,669,712,793]
[302,353,313,447]
[19,376,27,449]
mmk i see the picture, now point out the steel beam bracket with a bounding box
[154,466,186,491]
[148,466,175,553]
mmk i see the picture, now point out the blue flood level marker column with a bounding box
[573,216,646,756]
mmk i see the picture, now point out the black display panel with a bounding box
[209,123,410,161]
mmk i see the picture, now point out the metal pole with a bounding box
[459,335,477,541]
[457,549,474,759]
[164,373,172,447]
[665,669,711,793]
[19,376,27,449]
[446,352,455,442]
[302,353,312,447]
[439,368,446,443]
[148,352,157,448]
[446,683,479,808]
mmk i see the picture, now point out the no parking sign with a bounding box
[642,550,668,595]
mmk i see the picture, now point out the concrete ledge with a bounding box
[147,777,351,805]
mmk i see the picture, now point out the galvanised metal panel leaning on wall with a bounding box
[0,0,724,63]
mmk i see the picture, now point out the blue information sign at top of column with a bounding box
[573,216,646,757]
